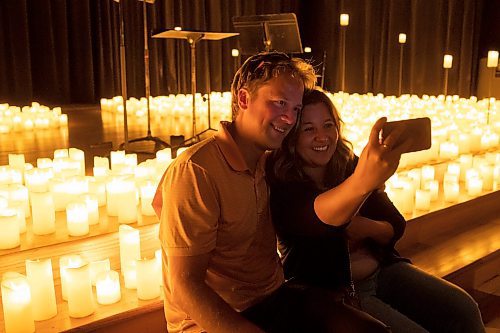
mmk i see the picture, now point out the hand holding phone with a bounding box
[380,117,432,154]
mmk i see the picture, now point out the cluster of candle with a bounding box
[100,93,233,138]
[1,241,162,332]
[0,102,68,134]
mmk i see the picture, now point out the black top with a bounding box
[266,157,409,291]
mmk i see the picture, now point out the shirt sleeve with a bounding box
[159,161,220,256]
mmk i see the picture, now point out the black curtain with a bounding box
[0,0,497,105]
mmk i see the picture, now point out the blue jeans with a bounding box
[355,261,485,333]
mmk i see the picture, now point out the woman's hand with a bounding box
[352,117,411,194]
[346,215,395,246]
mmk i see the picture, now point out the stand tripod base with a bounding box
[119,134,170,153]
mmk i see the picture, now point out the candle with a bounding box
[459,154,473,181]
[110,150,126,172]
[136,257,161,300]
[479,164,494,191]
[96,270,121,305]
[8,154,25,171]
[24,168,50,192]
[119,225,140,288]
[66,261,95,318]
[116,178,137,224]
[10,203,27,234]
[231,48,240,57]
[423,179,439,201]
[487,50,499,68]
[54,148,68,159]
[8,185,29,218]
[0,208,20,249]
[439,142,459,159]
[59,254,84,301]
[443,181,459,202]
[447,163,460,177]
[140,181,156,216]
[89,259,111,286]
[30,190,56,235]
[415,189,431,211]
[69,148,85,176]
[340,14,349,26]
[81,194,99,225]
[443,54,453,69]
[398,33,406,44]
[421,165,435,185]
[25,259,57,320]
[88,177,106,207]
[66,201,89,236]
[105,177,122,216]
[1,272,35,333]
[467,177,483,196]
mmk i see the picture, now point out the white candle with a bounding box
[136,257,161,300]
[487,50,499,68]
[0,208,20,249]
[398,33,406,44]
[89,259,111,286]
[140,181,156,216]
[66,202,89,236]
[467,177,483,196]
[459,154,473,181]
[30,190,56,235]
[421,165,435,186]
[10,203,27,234]
[447,163,460,177]
[231,48,240,57]
[479,164,494,191]
[423,179,439,201]
[66,262,95,318]
[59,254,84,301]
[96,270,121,305]
[24,168,51,192]
[443,54,453,69]
[340,14,349,26]
[443,181,459,202]
[110,150,126,172]
[88,177,106,207]
[8,154,25,171]
[69,148,85,176]
[119,225,140,288]
[25,259,57,320]
[415,189,431,211]
[54,148,68,159]
[1,272,35,333]
[439,142,459,159]
[117,178,137,224]
[105,177,122,216]
[81,194,99,225]
[9,185,29,219]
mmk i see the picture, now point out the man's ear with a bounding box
[237,88,250,111]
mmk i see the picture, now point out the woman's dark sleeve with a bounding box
[269,182,346,239]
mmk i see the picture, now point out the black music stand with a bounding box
[124,0,170,153]
[232,13,303,55]
[152,29,238,145]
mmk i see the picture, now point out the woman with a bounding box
[266,88,485,333]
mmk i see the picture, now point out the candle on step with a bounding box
[1,272,35,333]
[25,258,57,320]
[119,225,140,289]
[96,270,121,305]
[59,254,84,301]
[66,261,95,318]
[137,257,161,300]
[66,201,89,236]
[89,259,110,286]
[0,208,20,249]
[415,189,431,211]
[30,190,56,235]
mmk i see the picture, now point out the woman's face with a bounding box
[296,102,339,168]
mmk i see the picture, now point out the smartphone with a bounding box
[381,117,432,153]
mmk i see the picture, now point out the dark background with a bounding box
[0,0,499,105]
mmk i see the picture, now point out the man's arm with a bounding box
[168,253,264,333]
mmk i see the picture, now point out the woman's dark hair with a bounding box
[268,87,354,187]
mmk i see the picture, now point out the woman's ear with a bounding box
[237,88,250,111]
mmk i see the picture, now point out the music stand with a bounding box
[124,0,170,153]
[152,30,238,145]
[232,13,303,55]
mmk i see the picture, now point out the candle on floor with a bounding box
[95,270,121,305]
[1,272,35,333]
[25,259,57,320]
[136,257,161,300]
[89,259,110,286]
[119,225,140,289]
[66,261,95,318]
[59,254,84,301]
[66,202,89,237]
[30,190,56,235]
[0,208,20,250]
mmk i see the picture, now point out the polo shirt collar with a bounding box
[214,121,249,172]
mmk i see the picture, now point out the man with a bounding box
[153,52,389,332]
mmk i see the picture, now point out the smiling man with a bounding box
[153,52,388,333]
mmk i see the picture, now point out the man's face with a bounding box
[238,73,304,150]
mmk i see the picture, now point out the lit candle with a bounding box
[423,179,439,201]
[479,164,494,191]
[443,54,453,69]
[66,201,89,237]
[443,181,459,202]
[10,203,27,234]
[81,194,99,225]
[8,154,25,171]
[110,150,126,172]
[459,154,473,181]
[140,181,156,216]
[69,148,85,176]
[89,259,111,286]
[116,178,137,224]
[24,168,50,192]
[439,142,459,159]
[487,50,499,68]
[96,270,121,305]
[54,148,68,159]
[421,165,435,186]
[66,261,95,318]
[340,14,349,26]
[0,208,20,250]
[466,177,483,196]
[447,163,460,177]
[119,225,140,289]
[59,254,84,301]
[415,189,431,211]
[30,190,56,235]
[231,48,240,57]
[398,33,407,44]
[1,272,35,333]
[25,259,57,320]
[136,257,161,300]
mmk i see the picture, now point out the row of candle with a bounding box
[387,152,499,215]
[0,103,68,134]
[1,225,162,333]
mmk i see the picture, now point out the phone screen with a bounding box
[381,117,432,153]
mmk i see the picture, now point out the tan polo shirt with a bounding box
[155,122,284,333]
